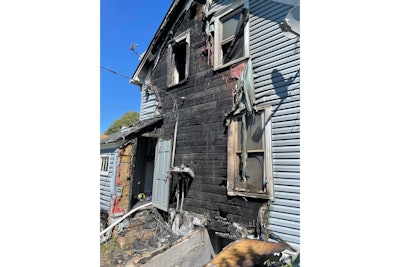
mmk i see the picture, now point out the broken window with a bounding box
[100,155,110,176]
[227,107,274,199]
[211,0,249,69]
[168,30,190,87]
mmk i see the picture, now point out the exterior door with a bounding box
[152,139,172,211]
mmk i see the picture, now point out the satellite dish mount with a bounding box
[279,5,300,39]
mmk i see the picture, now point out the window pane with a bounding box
[104,158,109,171]
[237,152,264,192]
[101,157,109,172]
[222,12,240,41]
[237,113,264,151]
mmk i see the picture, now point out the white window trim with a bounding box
[167,29,191,88]
[227,106,274,200]
[100,155,110,176]
[211,0,249,70]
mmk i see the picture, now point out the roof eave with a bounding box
[130,0,186,85]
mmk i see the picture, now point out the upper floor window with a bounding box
[227,106,274,199]
[100,155,110,176]
[168,30,191,87]
[211,0,249,70]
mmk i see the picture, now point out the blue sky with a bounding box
[101,0,172,134]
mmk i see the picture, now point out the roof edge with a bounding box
[130,0,184,85]
[129,0,193,86]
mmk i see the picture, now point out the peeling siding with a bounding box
[249,0,300,251]
[100,148,118,213]
[140,90,158,121]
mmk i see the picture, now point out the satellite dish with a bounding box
[279,5,300,39]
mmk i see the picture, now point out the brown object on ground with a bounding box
[205,238,286,267]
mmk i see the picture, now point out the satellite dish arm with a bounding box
[288,28,300,37]
[279,19,300,37]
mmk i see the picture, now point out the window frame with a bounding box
[100,155,110,176]
[211,0,249,70]
[167,29,191,88]
[227,106,274,199]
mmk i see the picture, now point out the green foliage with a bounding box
[104,111,139,135]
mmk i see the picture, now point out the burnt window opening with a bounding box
[168,30,190,87]
[227,107,274,199]
[172,42,187,83]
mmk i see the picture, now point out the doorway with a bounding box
[131,137,157,207]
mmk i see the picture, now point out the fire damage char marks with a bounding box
[100,208,179,267]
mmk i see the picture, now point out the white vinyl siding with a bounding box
[100,150,118,213]
[140,90,158,120]
[249,0,300,251]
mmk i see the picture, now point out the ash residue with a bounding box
[100,207,179,267]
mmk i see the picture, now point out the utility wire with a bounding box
[101,66,130,79]
[101,103,134,108]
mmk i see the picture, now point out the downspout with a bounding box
[171,114,179,211]
[171,114,179,168]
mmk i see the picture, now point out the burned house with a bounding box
[108,0,300,254]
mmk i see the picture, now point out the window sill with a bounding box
[168,78,188,89]
[228,189,274,200]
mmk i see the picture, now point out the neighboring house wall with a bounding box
[100,147,118,213]
[249,0,300,250]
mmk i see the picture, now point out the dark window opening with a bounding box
[174,42,187,83]
[169,38,189,87]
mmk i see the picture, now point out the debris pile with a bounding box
[100,207,179,267]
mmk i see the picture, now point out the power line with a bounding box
[100,66,130,79]
[101,102,134,108]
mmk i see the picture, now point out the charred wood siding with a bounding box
[249,0,300,250]
[145,0,264,231]
[139,0,300,248]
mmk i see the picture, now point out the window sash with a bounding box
[100,156,110,176]
[212,1,249,70]
[227,106,273,199]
